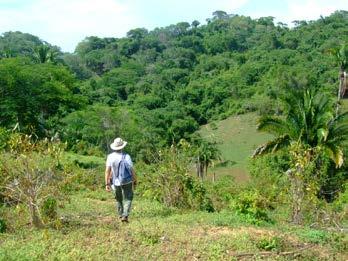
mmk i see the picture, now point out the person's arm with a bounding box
[131,168,137,185]
[105,166,112,192]
[126,154,137,186]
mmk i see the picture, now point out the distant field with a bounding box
[199,113,272,183]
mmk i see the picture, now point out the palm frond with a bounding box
[325,144,344,168]
[253,135,290,157]
[257,116,290,136]
[333,111,348,125]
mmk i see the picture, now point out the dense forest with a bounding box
[1,10,347,161]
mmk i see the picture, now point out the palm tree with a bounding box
[33,44,59,64]
[194,139,221,181]
[253,88,348,223]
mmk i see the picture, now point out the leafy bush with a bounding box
[332,183,348,217]
[0,134,68,228]
[256,236,284,251]
[60,163,102,192]
[231,189,272,224]
[205,176,237,211]
[248,151,291,212]
[138,141,214,211]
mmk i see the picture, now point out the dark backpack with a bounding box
[113,154,132,185]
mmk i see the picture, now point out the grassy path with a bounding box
[1,190,347,260]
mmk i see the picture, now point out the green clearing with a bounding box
[200,112,272,182]
[1,190,347,260]
[62,152,105,169]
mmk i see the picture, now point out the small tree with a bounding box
[0,134,66,228]
[138,140,214,211]
[193,138,221,181]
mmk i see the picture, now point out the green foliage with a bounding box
[41,197,57,221]
[0,58,84,137]
[0,128,10,150]
[1,188,347,260]
[0,133,68,228]
[61,104,150,160]
[331,182,348,222]
[2,12,348,155]
[297,229,331,244]
[205,176,237,211]
[60,164,102,192]
[256,236,284,251]
[253,86,348,223]
[0,218,6,233]
[231,189,272,224]
[0,31,43,58]
[138,141,214,211]
[134,226,162,246]
[248,151,290,202]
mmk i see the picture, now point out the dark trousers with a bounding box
[114,182,133,217]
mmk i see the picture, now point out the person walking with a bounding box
[105,137,137,222]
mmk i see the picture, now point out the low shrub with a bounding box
[138,142,214,211]
[205,176,237,211]
[231,189,272,224]
[256,236,284,251]
[0,134,68,228]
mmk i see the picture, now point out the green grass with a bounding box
[200,112,272,182]
[1,190,347,260]
[62,152,105,169]
[341,99,348,112]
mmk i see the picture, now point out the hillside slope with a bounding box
[199,112,272,182]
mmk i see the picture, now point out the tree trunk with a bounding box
[288,170,304,224]
[29,202,44,229]
[200,163,204,181]
[196,160,200,178]
[206,163,208,177]
[336,69,345,116]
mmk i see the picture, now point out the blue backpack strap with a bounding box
[117,153,127,177]
[116,153,125,177]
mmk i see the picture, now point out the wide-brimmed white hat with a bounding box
[110,137,127,151]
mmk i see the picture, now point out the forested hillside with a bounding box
[1,10,348,161]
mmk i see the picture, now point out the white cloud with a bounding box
[0,0,251,52]
[235,0,347,27]
[0,0,141,52]
[284,0,347,25]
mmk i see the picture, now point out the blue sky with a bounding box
[0,0,346,52]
